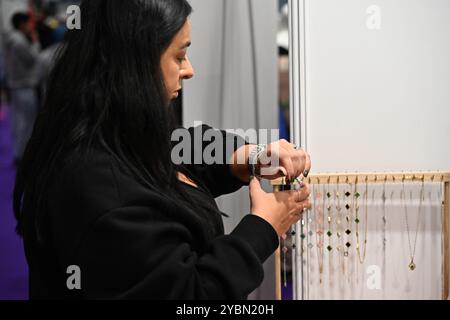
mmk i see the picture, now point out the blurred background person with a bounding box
[35,1,58,51]
[0,1,75,301]
[3,12,40,167]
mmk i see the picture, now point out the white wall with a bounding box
[303,0,450,173]
[184,0,279,299]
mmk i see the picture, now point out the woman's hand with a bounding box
[257,139,311,181]
[230,140,311,183]
[249,177,311,237]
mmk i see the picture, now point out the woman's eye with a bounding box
[177,57,186,63]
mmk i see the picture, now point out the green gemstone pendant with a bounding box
[409,260,416,271]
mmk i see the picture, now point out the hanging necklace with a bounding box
[402,177,424,271]
[343,177,354,286]
[390,185,400,289]
[381,176,387,291]
[335,178,345,278]
[344,177,353,258]
[280,178,291,288]
[355,176,368,264]
[314,179,325,284]
[325,177,334,287]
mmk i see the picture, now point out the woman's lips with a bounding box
[173,88,182,98]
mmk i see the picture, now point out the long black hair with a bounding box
[13,0,219,240]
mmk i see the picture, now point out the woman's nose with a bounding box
[180,57,195,80]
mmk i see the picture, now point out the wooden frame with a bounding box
[272,171,450,300]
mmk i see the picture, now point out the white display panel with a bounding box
[289,0,450,300]
[298,0,450,172]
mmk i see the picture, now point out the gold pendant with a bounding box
[409,260,416,271]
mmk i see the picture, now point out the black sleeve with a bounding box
[172,124,250,198]
[75,206,279,300]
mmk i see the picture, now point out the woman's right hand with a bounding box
[249,178,311,237]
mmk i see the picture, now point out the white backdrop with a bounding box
[291,0,450,300]
[183,0,279,299]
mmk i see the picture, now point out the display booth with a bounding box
[274,0,450,300]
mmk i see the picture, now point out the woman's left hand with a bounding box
[256,139,311,181]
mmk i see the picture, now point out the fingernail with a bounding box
[299,182,305,189]
[303,170,310,178]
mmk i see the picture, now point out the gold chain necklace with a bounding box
[325,177,334,285]
[313,180,325,284]
[335,178,345,275]
[402,177,424,271]
[355,177,368,264]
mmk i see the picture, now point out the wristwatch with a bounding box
[248,144,267,178]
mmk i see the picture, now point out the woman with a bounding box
[14,0,311,299]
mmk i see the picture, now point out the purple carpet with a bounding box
[0,105,28,300]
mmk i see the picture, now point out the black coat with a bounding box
[22,125,279,299]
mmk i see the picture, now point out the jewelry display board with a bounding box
[273,172,450,300]
[285,0,450,300]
